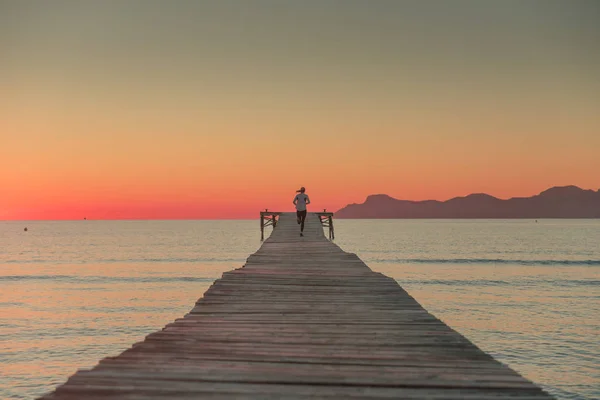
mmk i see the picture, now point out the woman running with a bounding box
[293,187,310,236]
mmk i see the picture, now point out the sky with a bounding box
[1,0,599,220]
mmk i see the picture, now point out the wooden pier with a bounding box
[40,213,553,399]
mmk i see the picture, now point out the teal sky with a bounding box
[3,1,599,87]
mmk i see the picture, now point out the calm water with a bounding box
[1,219,598,399]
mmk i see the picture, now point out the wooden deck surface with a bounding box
[40,213,554,399]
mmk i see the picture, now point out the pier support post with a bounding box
[260,214,264,241]
[315,211,335,241]
[259,210,281,241]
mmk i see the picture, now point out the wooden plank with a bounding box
[38,212,555,399]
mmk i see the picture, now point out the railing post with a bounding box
[329,215,334,240]
[260,214,264,241]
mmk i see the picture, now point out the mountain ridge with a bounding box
[335,185,600,218]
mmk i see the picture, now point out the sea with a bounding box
[1,219,598,399]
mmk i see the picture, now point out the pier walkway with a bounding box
[41,213,553,399]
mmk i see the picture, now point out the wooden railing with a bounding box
[259,209,334,240]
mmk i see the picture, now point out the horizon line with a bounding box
[4,217,600,222]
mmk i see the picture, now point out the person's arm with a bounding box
[293,195,298,205]
[306,195,311,205]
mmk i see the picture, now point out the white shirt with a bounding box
[294,193,310,211]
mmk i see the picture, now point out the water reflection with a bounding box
[367,262,599,400]
[0,261,234,399]
[1,219,598,399]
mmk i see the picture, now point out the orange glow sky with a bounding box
[1,1,599,220]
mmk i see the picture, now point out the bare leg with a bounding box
[300,211,307,232]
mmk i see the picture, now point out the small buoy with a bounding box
[24,227,28,232]
[84,217,87,220]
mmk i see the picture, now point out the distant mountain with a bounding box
[335,186,600,218]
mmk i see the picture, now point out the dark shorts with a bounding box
[296,210,307,218]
